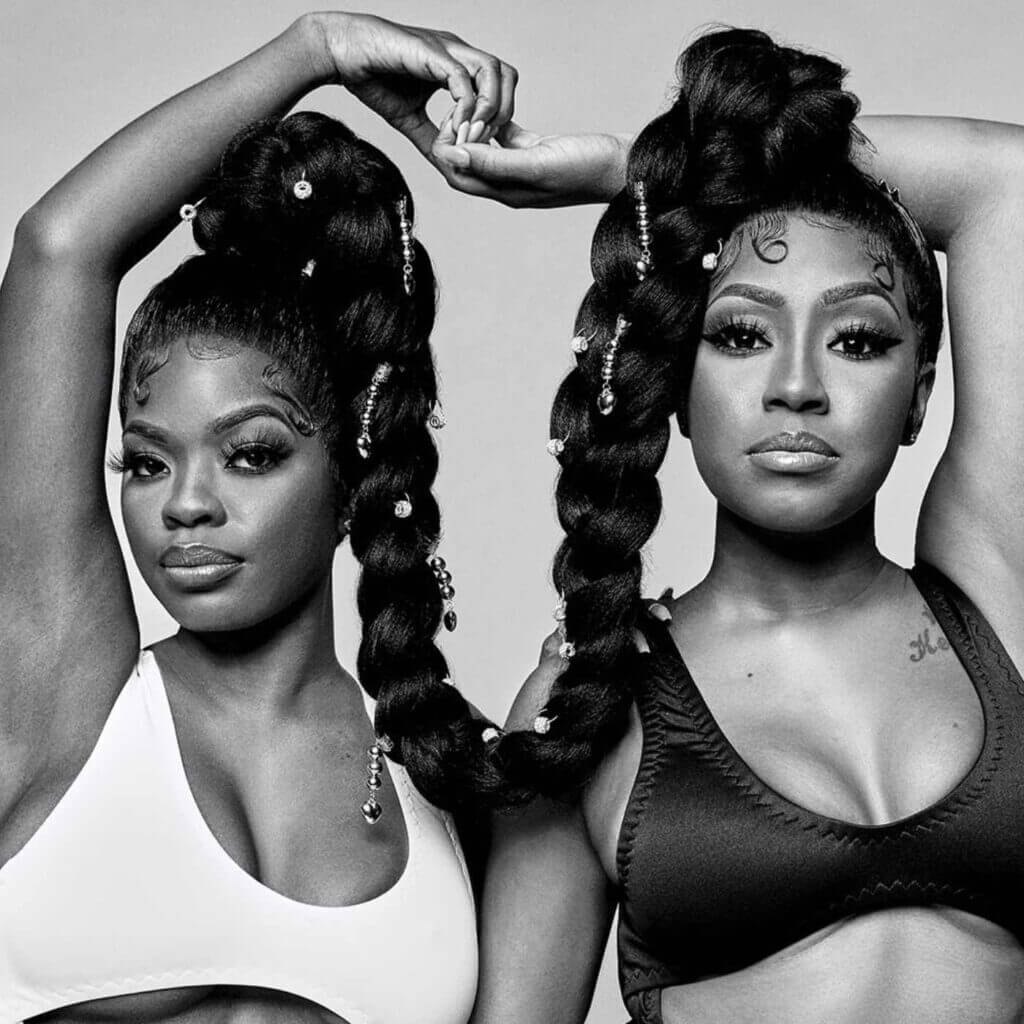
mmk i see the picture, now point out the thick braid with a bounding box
[494,28,861,799]
[143,111,503,811]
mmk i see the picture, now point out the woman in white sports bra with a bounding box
[0,12,518,1024]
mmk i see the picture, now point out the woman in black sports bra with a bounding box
[450,26,1024,1024]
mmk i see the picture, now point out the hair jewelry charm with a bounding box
[393,494,413,519]
[571,330,595,355]
[429,554,457,631]
[361,738,387,824]
[293,175,313,200]
[398,196,415,296]
[547,437,566,457]
[428,404,446,429]
[356,362,393,459]
[179,201,202,223]
[597,314,629,416]
[702,239,724,272]
[481,725,502,744]
[533,714,556,735]
[634,181,653,280]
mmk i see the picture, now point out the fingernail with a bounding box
[470,120,486,142]
[456,121,470,146]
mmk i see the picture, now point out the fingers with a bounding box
[436,141,542,185]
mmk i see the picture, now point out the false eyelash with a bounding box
[219,428,292,470]
[830,321,902,358]
[106,449,127,474]
[702,315,771,354]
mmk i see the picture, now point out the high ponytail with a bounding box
[119,111,503,811]
[493,28,889,800]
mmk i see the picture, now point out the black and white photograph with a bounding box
[2,2,1023,1022]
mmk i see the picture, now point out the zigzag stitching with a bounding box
[617,662,671,896]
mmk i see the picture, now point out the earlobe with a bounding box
[902,361,936,446]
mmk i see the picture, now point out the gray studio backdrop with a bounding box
[3,1,1020,1020]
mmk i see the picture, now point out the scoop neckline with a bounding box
[643,564,997,836]
[140,648,414,913]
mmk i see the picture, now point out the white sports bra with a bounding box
[0,650,477,1024]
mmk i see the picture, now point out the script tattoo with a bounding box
[908,605,951,663]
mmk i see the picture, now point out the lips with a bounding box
[747,431,838,457]
[160,544,242,568]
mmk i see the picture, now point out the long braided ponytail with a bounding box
[493,29,866,799]
[120,111,502,811]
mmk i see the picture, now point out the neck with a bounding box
[166,574,342,712]
[700,501,890,620]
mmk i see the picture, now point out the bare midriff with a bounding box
[659,907,1024,1024]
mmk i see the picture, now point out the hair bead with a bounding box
[292,176,313,200]
[634,181,653,280]
[397,196,415,296]
[547,437,566,456]
[482,725,502,744]
[356,362,393,459]
[179,202,200,223]
[571,330,595,355]
[393,494,413,519]
[428,553,458,631]
[597,314,629,416]
[702,239,724,272]
[533,714,555,735]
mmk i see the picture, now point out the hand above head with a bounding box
[310,12,518,160]
[431,119,632,207]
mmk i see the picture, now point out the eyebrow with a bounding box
[707,281,902,320]
[708,284,786,309]
[123,404,294,444]
[820,282,902,320]
[209,403,295,435]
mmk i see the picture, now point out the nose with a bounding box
[762,342,829,415]
[161,463,227,530]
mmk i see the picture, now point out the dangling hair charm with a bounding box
[702,239,724,272]
[356,362,393,459]
[398,196,415,296]
[571,330,595,355]
[634,182,653,280]
[361,738,388,824]
[293,173,313,200]
[429,554,457,631]
[597,315,629,416]
[179,200,203,224]
[428,404,446,429]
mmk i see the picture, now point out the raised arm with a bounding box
[857,116,1024,655]
[0,12,510,780]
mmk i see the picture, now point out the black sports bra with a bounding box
[616,563,1024,1016]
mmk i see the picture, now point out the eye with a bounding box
[221,430,292,475]
[226,445,281,473]
[828,324,901,360]
[108,449,168,479]
[702,318,771,356]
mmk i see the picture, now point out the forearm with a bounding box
[856,115,1024,250]
[24,14,331,275]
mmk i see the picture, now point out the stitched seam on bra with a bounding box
[671,577,1004,847]
[616,657,671,898]
[826,878,980,917]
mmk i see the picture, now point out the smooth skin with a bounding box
[460,118,1024,1023]
[0,12,516,1024]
